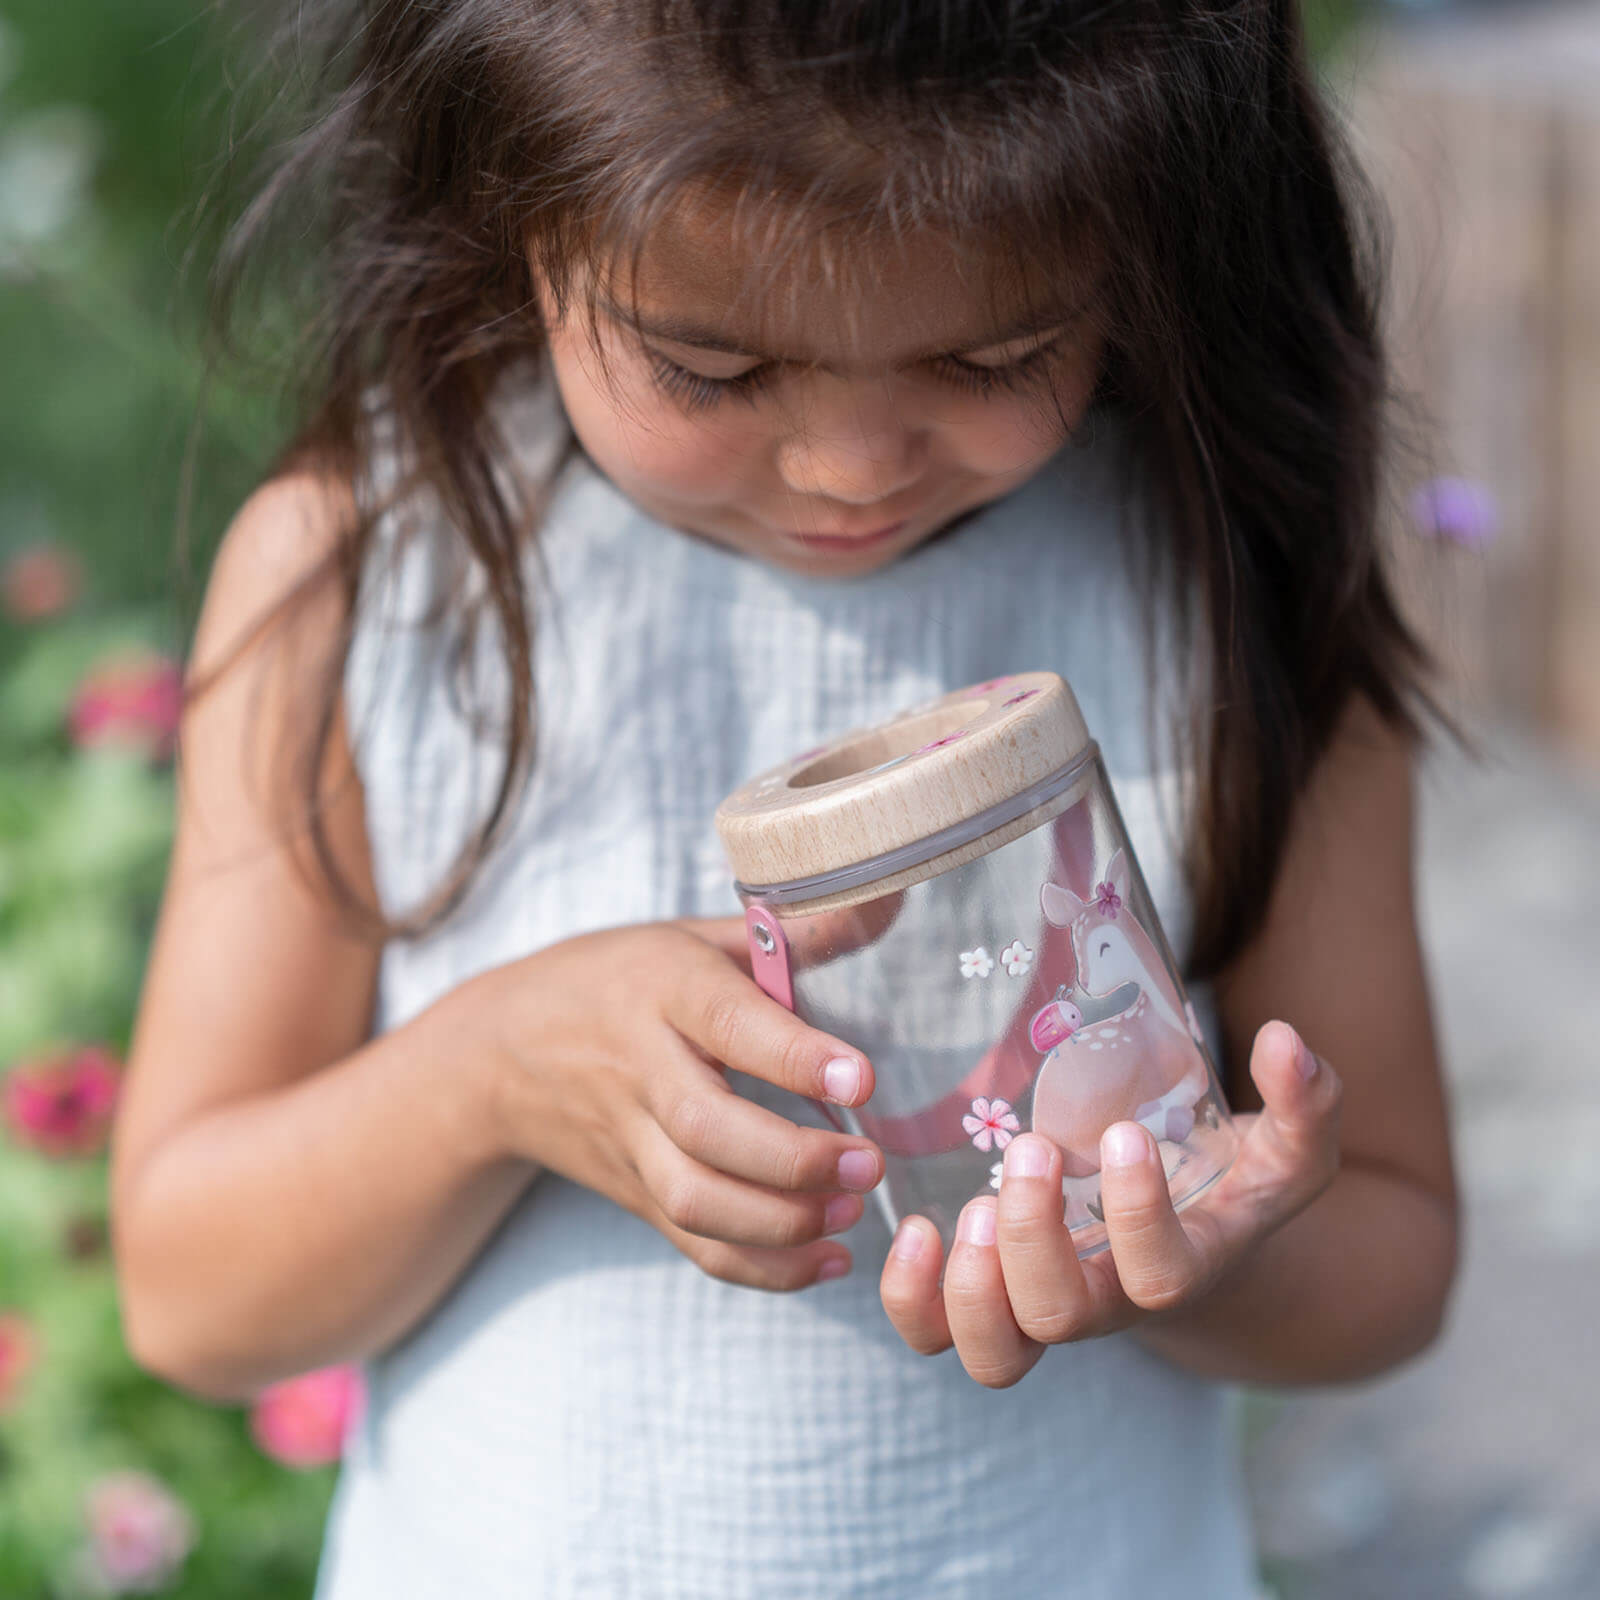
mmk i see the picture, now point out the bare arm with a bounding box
[112,475,537,1401]
[113,474,885,1401]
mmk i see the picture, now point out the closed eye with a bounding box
[646,336,1067,415]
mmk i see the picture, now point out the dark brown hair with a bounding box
[197,0,1439,979]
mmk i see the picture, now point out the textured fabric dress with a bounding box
[314,381,1263,1599]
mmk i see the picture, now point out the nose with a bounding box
[775,381,925,508]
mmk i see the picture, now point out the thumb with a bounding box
[1244,1019,1342,1202]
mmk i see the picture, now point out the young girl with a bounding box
[112,1,1460,1594]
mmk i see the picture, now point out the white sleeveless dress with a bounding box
[316,382,1263,1599]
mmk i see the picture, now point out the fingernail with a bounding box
[816,1255,850,1281]
[822,1056,862,1104]
[957,1203,996,1247]
[837,1149,879,1192]
[891,1221,926,1262]
[1289,1025,1318,1081]
[1102,1123,1149,1169]
[1004,1135,1050,1180]
[823,1194,860,1235]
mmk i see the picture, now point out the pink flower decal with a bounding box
[962,1096,1021,1153]
[68,650,183,761]
[251,1364,366,1468]
[2,1046,121,1158]
[1,542,81,621]
[1093,881,1122,917]
[917,729,968,754]
[0,1312,36,1413]
[1003,690,1039,708]
[82,1471,196,1593]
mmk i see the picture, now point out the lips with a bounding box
[782,520,908,548]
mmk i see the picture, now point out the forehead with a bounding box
[593,185,1088,365]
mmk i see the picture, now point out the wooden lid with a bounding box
[715,670,1092,894]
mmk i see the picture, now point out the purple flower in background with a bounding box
[1410,477,1499,548]
[81,1472,196,1594]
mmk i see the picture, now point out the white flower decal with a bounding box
[989,1160,1004,1191]
[958,947,995,979]
[962,1097,1021,1152]
[1000,939,1034,977]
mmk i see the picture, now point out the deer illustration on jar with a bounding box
[1029,849,1210,1177]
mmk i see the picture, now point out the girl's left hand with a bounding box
[879,1020,1341,1387]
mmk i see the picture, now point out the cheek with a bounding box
[938,361,1101,479]
[545,332,766,507]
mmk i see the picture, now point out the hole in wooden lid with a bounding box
[789,701,985,788]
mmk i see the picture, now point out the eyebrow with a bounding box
[593,291,1092,368]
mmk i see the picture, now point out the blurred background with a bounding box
[0,0,1595,1595]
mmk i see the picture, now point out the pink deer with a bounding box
[1030,849,1209,1176]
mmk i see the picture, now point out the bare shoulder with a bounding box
[114,467,380,1193]
[1213,693,1457,1209]
[188,467,357,691]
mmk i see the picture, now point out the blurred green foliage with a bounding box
[0,0,283,643]
[2,2,331,1593]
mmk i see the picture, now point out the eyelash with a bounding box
[646,340,1065,415]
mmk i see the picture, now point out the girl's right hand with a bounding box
[475,920,882,1291]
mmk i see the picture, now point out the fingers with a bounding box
[1098,1020,1342,1310]
[668,1223,855,1294]
[878,1215,953,1355]
[1097,1122,1210,1311]
[650,1057,882,1195]
[631,1114,867,1250]
[1243,1019,1343,1215]
[882,1194,1058,1389]
[665,940,874,1108]
[941,1199,1043,1387]
[993,1134,1117,1343]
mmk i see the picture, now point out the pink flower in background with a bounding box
[0,1312,36,1412]
[2,1046,121,1157]
[1,542,82,620]
[251,1365,365,1468]
[68,651,183,760]
[963,1096,1021,1153]
[1093,881,1122,917]
[82,1471,196,1594]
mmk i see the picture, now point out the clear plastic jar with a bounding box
[716,671,1238,1259]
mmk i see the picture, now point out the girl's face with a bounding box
[533,195,1106,576]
